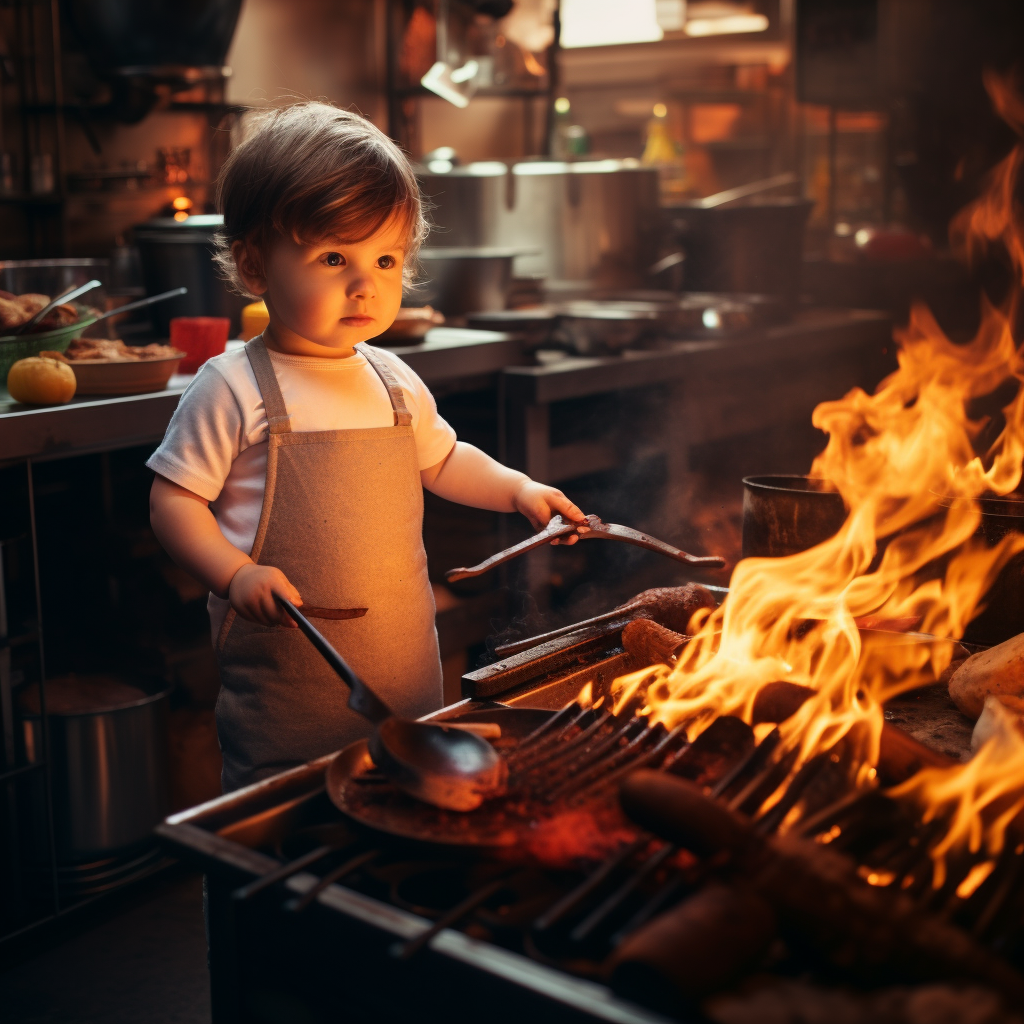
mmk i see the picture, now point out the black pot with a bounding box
[741,475,846,559]
[135,214,246,336]
[742,475,1024,646]
[663,199,813,307]
[65,0,243,70]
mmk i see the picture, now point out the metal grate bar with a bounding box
[392,873,515,960]
[549,722,677,805]
[510,700,582,756]
[233,844,337,902]
[728,745,801,817]
[507,707,603,775]
[754,752,834,835]
[710,727,781,800]
[568,723,691,805]
[612,873,689,945]
[533,837,649,932]
[570,842,675,942]
[285,848,380,913]
[509,710,614,780]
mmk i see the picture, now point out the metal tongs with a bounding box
[445,514,726,583]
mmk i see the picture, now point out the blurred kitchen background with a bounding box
[3,0,1024,979]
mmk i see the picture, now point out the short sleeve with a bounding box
[146,362,247,502]
[377,350,457,470]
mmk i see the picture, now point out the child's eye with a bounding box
[377,255,397,270]
[322,252,344,267]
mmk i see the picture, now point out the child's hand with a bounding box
[228,563,303,627]
[512,480,586,546]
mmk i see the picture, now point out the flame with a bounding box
[618,72,1024,815]
[889,702,1024,889]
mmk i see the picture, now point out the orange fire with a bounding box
[613,72,1024,862]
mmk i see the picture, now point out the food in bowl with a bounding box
[7,354,77,404]
[65,337,183,362]
[0,291,78,333]
[63,337,184,395]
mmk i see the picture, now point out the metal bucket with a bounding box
[20,674,171,862]
[741,475,847,559]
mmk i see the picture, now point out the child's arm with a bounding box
[149,474,301,627]
[421,442,584,542]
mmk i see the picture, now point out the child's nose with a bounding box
[347,272,376,300]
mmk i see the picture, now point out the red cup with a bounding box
[170,316,230,374]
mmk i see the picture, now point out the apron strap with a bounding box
[245,336,293,435]
[359,344,414,427]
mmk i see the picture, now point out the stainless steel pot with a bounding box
[413,247,519,315]
[135,213,247,335]
[419,159,661,288]
[20,674,171,862]
[417,161,510,249]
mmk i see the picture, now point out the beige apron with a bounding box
[214,336,443,791]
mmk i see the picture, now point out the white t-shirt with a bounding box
[146,343,457,636]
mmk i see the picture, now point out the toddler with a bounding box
[148,103,582,791]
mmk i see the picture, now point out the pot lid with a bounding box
[137,213,224,231]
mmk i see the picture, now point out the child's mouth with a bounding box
[340,315,373,327]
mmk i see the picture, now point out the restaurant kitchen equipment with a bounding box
[158,595,1005,1024]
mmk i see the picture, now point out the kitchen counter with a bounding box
[0,311,890,470]
[501,306,892,481]
[0,328,522,467]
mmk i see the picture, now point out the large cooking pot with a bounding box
[20,674,171,862]
[413,247,520,315]
[419,159,661,288]
[664,198,813,307]
[135,213,246,336]
[742,475,1024,646]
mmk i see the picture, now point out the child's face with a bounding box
[253,215,407,354]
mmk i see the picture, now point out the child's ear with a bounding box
[232,241,268,296]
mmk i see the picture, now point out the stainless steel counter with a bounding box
[0,328,522,467]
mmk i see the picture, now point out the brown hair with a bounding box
[212,102,426,296]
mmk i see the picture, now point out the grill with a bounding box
[157,614,1024,1024]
